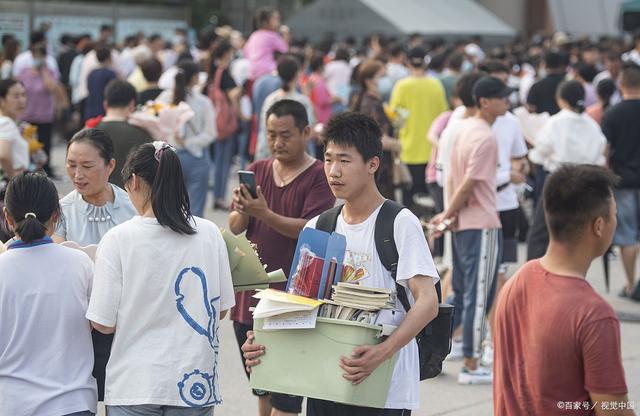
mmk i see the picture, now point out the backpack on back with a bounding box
[207,67,238,140]
[316,200,454,380]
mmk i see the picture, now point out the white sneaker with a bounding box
[458,366,493,385]
[446,340,463,361]
[480,342,494,367]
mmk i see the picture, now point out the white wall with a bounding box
[547,0,625,36]
[477,0,527,33]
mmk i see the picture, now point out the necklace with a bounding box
[273,156,315,187]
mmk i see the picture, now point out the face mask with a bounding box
[461,60,474,73]
[377,76,393,97]
[32,58,43,69]
[172,35,186,46]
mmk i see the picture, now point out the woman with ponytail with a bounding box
[86,142,234,415]
[0,172,97,416]
[586,78,617,124]
[350,59,401,198]
[527,79,607,259]
[157,59,216,217]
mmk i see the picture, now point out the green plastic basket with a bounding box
[250,317,397,408]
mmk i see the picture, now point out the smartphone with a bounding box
[238,170,257,198]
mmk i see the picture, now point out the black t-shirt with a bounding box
[602,99,640,189]
[57,49,78,86]
[138,87,164,104]
[97,120,153,188]
[526,73,566,115]
[204,65,237,94]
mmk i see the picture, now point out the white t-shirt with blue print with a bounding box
[86,216,235,407]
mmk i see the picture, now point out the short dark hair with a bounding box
[574,62,598,83]
[309,52,324,72]
[389,43,405,58]
[29,31,46,47]
[479,59,509,75]
[95,46,111,63]
[67,128,115,166]
[4,172,60,244]
[122,143,195,235]
[266,99,309,132]
[544,164,618,243]
[140,58,162,83]
[447,52,465,72]
[104,79,137,108]
[544,51,564,70]
[100,24,112,33]
[254,6,278,30]
[334,47,350,62]
[455,71,485,108]
[323,112,382,163]
[621,63,640,90]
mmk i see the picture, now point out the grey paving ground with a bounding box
[50,142,639,416]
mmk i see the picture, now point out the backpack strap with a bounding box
[316,204,343,233]
[374,200,442,313]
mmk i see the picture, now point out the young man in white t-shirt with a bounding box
[243,112,440,415]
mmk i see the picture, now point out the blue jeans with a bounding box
[451,228,502,360]
[213,136,237,202]
[177,150,210,218]
[613,189,640,246]
[107,405,213,416]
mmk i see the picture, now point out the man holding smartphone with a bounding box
[229,99,335,416]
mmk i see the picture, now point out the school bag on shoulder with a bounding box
[316,199,455,380]
[207,67,238,140]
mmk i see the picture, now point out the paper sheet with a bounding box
[263,309,318,330]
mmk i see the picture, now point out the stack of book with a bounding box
[318,283,395,324]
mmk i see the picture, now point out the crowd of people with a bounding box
[1,5,639,416]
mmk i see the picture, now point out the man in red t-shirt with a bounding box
[494,165,633,416]
[229,99,335,416]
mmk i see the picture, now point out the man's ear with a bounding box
[302,125,311,141]
[593,216,605,238]
[368,155,380,175]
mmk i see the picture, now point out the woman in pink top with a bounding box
[243,7,289,81]
[17,45,58,176]
[306,53,333,124]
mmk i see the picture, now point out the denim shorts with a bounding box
[613,189,640,246]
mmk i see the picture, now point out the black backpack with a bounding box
[316,199,455,380]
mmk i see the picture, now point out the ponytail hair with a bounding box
[173,59,200,106]
[596,78,616,111]
[352,59,384,112]
[121,142,196,235]
[557,80,585,113]
[4,172,60,243]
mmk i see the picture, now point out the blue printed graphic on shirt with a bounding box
[175,266,222,407]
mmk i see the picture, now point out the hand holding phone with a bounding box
[238,170,257,199]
